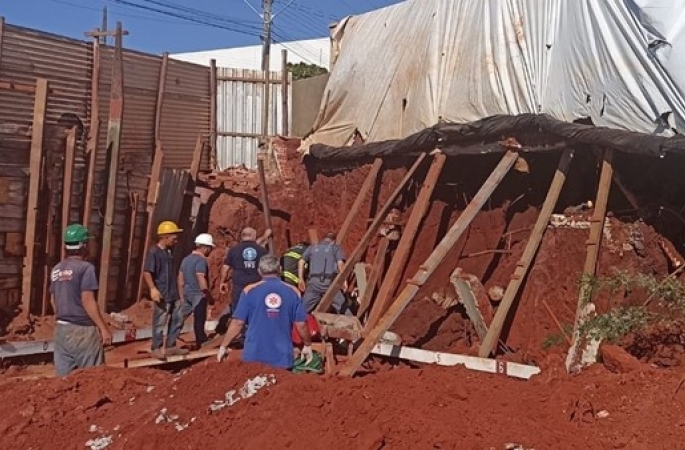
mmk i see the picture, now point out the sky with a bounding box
[0,0,404,54]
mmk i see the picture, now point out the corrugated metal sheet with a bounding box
[216,67,292,169]
[159,59,211,170]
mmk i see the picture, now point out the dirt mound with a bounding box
[621,320,685,368]
[0,359,684,449]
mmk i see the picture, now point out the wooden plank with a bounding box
[566,148,614,372]
[4,232,23,257]
[209,59,217,170]
[154,52,169,145]
[83,34,101,228]
[97,23,126,312]
[479,149,574,357]
[339,151,519,376]
[281,49,289,136]
[366,153,446,329]
[21,78,48,318]
[189,134,203,181]
[0,177,8,203]
[60,127,77,259]
[0,277,19,290]
[371,344,541,380]
[216,75,285,83]
[353,263,368,300]
[135,146,164,302]
[356,237,389,320]
[315,153,428,314]
[257,155,274,251]
[336,158,383,246]
[451,269,490,340]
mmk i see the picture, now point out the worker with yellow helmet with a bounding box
[143,220,188,359]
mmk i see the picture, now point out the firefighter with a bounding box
[281,241,310,289]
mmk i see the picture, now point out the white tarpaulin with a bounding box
[301,0,685,151]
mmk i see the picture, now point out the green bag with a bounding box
[292,351,324,374]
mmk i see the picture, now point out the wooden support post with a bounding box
[315,154,428,314]
[97,22,126,312]
[354,263,368,300]
[479,149,575,357]
[154,52,169,146]
[281,49,289,136]
[339,151,519,376]
[257,155,275,251]
[136,146,164,302]
[83,30,101,228]
[22,78,49,317]
[121,192,139,299]
[336,158,382,246]
[190,134,203,181]
[356,237,390,320]
[209,59,217,170]
[60,128,77,259]
[566,149,614,372]
[366,153,446,329]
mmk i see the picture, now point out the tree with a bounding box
[287,62,328,81]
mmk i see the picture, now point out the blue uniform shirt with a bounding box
[144,245,178,303]
[233,276,307,369]
[224,241,268,288]
[50,257,99,326]
[180,253,209,298]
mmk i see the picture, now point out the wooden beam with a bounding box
[121,192,139,303]
[97,22,126,312]
[315,154,428,314]
[336,158,382,246]
[451,269,490,340]
[281,49,289,136]
[356,237,389,320]
[60,127,77,259]
[339,151,519,376]
[209,59,217,170]
[154,52,169,146]
[353,263,368,300]
[257,154,275,251]
[83,33,100,228]
[21,78,48,318]
[566,149,614,372]
[136,146,164,302]
[479,149,575,357]
[189,134,204,181]
[366,153,446,329]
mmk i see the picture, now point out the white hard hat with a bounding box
[194,233,215,247]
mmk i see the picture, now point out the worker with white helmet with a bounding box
[177,233,216,350]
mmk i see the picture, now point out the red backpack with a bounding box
[292,314,321,345]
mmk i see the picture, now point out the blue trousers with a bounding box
[181,294,208,345]
[54,322,105,377]
[152,300,184,350]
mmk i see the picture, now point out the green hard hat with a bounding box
[63,224,90,245]
[292,351,324,374]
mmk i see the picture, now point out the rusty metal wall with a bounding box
[160,59,211,170]
[216,67,291,169]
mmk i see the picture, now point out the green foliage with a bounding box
[287,62,328,81]
[579,306,653,343]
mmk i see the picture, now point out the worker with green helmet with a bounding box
[50,224,112,377]
[143,220,188,359]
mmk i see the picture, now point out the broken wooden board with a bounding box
[313,312,364,342]
[356,237,390,320]
[450,268,492,340]
[337,158,383,246]
[371,343,541,380]
[353,263,368,300]
[340,151,519,377]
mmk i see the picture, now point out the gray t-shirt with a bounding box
[302,241,345,277]
[50,257,99,326]
[180,253,209,298]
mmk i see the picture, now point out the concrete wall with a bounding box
[291,73,329,138]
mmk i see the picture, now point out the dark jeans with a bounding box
[152,300,183,351]
[181,294,208,345]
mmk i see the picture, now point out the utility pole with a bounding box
[258,0,275,251]
[101,5,108,45]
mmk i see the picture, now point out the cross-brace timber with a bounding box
[356,237,390,320]
[479,148,575,357]
[336,158,383,246]
[339,150,520,376]
[315,153,428,313]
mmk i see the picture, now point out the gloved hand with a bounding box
[217,345,230,362]
[149,287,162,303]
[301,345,314,364]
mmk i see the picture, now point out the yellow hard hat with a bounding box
[157,220,183,236]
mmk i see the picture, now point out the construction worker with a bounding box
[217,253,313,369]
[50,224,112,377]
[298,232,350,314]
[143,220,187,359]
[216,227,271,333]
[177,233,215,350]
[281,241,310,288]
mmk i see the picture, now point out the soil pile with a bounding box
[1,358,684,449]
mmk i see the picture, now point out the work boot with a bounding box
[165,347,189,356]
[151,348,166,360]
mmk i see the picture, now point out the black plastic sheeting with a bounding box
[308,114,685,162]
